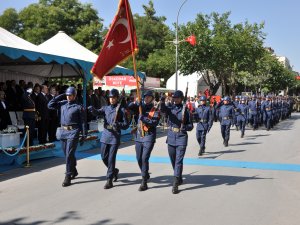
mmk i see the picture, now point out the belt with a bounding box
[24,108,35,112]
[170,127,180,133]
[61,125,77,130]
[198,119,208,123]
[266,108,272,111]
[241,113,245,115]
[105,125,113,130]
[223,117,232,120]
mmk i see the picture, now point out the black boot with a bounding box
[178,176,183,185]
[198,149,202,156]
[104,178,113,189]
[113,168,119,182]
[138,177,148,191]
[172,177,180,194]
[62,175,71,187]
[241,133,244,138]
[71,169,78,180]
[224,140,228,147]
[201,147,205,154]
[145,173,150,181]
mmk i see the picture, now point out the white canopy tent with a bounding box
[166,71,203,97]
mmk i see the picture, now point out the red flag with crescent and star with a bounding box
[91,0,138,79]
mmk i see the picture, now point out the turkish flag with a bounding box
[91,0,138,79]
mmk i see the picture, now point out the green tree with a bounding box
[121,0,174,79]
[0,0,104,53]
[179,12,266,95]
[0,8,20,34]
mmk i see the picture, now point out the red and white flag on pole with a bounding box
[91,0,138,79]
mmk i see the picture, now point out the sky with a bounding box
[0,0,299,72]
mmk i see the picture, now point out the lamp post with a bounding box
[175,0,188,91]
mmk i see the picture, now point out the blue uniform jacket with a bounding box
[261,100,273,115]
[194,105,212,131]
[233,101,240,116]
[161,103,193,146]
[128,102,160,143]
[248,100,258,115]
[218,104,235,125]
[237,104,249,121]
[48,94,86,139]
[94,104,129,145]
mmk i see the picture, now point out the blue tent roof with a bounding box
[0,45,145,80]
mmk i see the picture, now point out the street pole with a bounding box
[175,0,188,91]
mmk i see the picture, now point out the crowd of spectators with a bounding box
[0,79,119,145]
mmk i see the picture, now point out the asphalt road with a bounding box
[1,113,300,225]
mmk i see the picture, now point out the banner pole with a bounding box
[124,0,144,137]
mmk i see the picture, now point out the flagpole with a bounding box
[124,0,144,137]
[175,0,188,91]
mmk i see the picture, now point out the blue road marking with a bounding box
[82,153,300,173]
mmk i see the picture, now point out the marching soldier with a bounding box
[233,95,240,130]
[128,90,160,191]
[194,96,213,156]
[261,95,273,131]
[160,90,194,194]
[89,89,129,189]
[217,96,235,147]
[248,94,259,130]
[236,97,248,138]
[48,87,87,187]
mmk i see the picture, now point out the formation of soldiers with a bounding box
[48,87,295,194]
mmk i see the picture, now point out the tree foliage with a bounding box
[0,0,103,53]
[0,1,297,93]
[121,0,174,78]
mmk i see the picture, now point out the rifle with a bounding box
[180,82,189,131]
[114,86,126,126]
[113,96,124,130]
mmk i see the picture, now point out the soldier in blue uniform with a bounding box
[233,96,240,130]
[217,96,235,147]
[194,96,213,156]
[48,87,87,187]
[160,90,194,194]
[261,95,273,131]
[128,90,160,191]
[89,89,129,189]
[21,86,36,146]
[248,94,259,130]
[236,97,248,138]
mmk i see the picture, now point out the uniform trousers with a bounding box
[220,124,231,142]
[249,114,258,128]
[196,129,207,149]
[237,119,246,135]
[168,145,186,178]
[263,112,273,130]
[135,141,155,177]
[100,143,119,179]
[61,138,79,176]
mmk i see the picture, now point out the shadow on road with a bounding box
[201,149,246,159]
[149,173,271,193]
[205,149,246,155]
[0,212,131,225]
[72,172,141,187]
[229,142,261,146]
